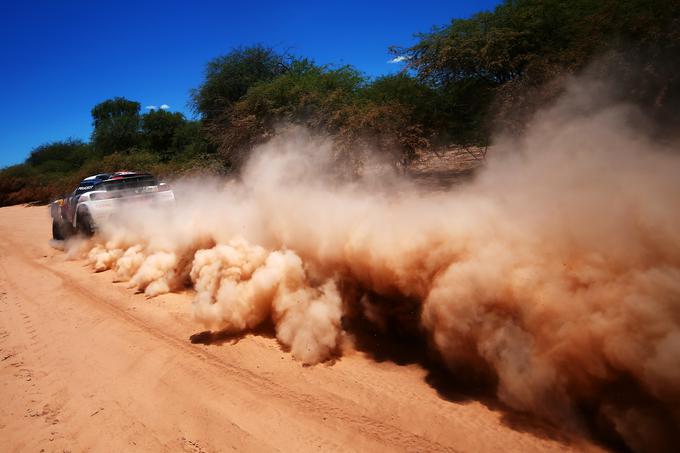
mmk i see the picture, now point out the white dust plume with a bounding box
[73,78,680,451]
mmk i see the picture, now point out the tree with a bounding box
[171,121,214,157]
[235,59,363,126]
[26,139,90,169]
[362,74,440,132]
[141,109,186,159]
[91,97,141,154]
[211,59,365,167]
[191,45,288,121]
[392,0,680,138]
[216,60,432,170]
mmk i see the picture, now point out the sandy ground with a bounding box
[0,205,606,452]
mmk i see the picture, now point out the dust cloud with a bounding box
[77,78,680,451]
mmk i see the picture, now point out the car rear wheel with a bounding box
[52,218,74,240]
[52,219,63,240]
[77,210,94,237]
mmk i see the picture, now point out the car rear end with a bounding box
[79,173,175,229]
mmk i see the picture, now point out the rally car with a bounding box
[50,171,175,239]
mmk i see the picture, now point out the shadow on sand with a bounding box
[189,313,630,452]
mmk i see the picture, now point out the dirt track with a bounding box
[0,205,604,452]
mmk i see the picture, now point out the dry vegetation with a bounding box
[1,0,678,205]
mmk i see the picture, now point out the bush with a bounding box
[191,45,288,121]
[27,139,91,168]
[141,109,187,160]
[3,2,678,206]
[91,97,142,154]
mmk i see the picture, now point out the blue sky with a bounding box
[0,0,501,167]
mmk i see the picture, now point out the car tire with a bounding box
[52,219,63,240]
[76,210,94,237]
[53,218,74,240]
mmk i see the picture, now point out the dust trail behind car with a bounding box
[78,78,680,452]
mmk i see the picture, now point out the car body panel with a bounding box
[50,172,175,234]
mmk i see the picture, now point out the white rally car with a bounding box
[50,171,175,239]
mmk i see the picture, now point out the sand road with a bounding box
[0,205,604,452]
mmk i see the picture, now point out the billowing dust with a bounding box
[75,80,680,451]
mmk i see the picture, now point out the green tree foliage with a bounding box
[141,109,186,159]
[397,0,680,133]
[211,59,363,167]
[0,104,219,205]
[0,164,38,206]
[0,140,92,206]
[237,60,363,127]
[398,1,616,87]
[191,45,288,121]
[26,139,90,170]
[91,97,142,154]
[361,73,485,145]
[2,1,679,206]
[214,60,430,169]
[172,121,214,157]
